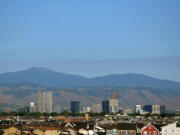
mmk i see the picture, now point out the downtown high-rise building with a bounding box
[38,91,53,113]
[29,102,37,112]
[71,101,80,114]
[135,105,142,113]
[109,92,119,113]
[102,100,109,113]
[143,105,152,113]
[152,105,166,114]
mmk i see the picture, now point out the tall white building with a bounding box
[135,105,142,114]
[38,91,53,113]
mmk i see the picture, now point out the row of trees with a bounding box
[128,112,180,117]
[0,111,180,117]
[0,111,107,117]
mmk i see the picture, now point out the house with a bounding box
[44,127,61,135]
[99,124,117,135]
[63,122,95,135]
[117,123,136,135]
[141,123,159,135]
[33,126,61,135]
[136,123,145,135]
[96,123,137,135]
[63,122,78,135]
[33,128,44,135]
[2,126,21,135]
[75,122,95,135]
[94,124,106,134]
[161,122,180,135]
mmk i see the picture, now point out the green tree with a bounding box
[0,129,4,135]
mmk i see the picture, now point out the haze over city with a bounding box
[0,0,180,82]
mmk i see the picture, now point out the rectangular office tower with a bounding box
[109,99,119,113]
[143,105,152,113]
[71,101,80,113]
[38,91,53,113]
[102,100,109,113]
[152,105,166,114]
[109,92,119,113]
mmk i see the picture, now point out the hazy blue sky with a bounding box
[0,0,180,81]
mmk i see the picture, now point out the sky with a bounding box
[0,0,180,81]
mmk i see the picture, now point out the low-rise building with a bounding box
[2,126,21,135]
[161,122,180,135]
[117,123,136,135]
[141,123,159,135]
[123,109,133,115]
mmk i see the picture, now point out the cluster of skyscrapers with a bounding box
[27,91,166,114]
[70,92,119,114]
[28,91,53,113]
[102,92,119,113]
[135,104,166,115]
[29,91,119,114]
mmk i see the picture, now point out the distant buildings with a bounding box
[92,104,102,113]
[82,106,91,113]
[101,92,119,114]
[143,105,152,113]
[135,105,166,114]
[53,104,62,113]
[135,105,142,114]
[38,91,53,113]
[18,106,29,113]
[71,101,80,113]
[34,90,167,115]
[109,99,119,113]
[109,92,119,113]
[102,100,109,113]
[29,102,37,112]
[152,105,166,115]
[134,104,166,115]
[123,109,133,115]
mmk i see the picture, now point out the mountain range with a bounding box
[0,67,180,89]
[0,67,180,110]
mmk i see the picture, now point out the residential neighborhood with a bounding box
[0,113,180,135]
